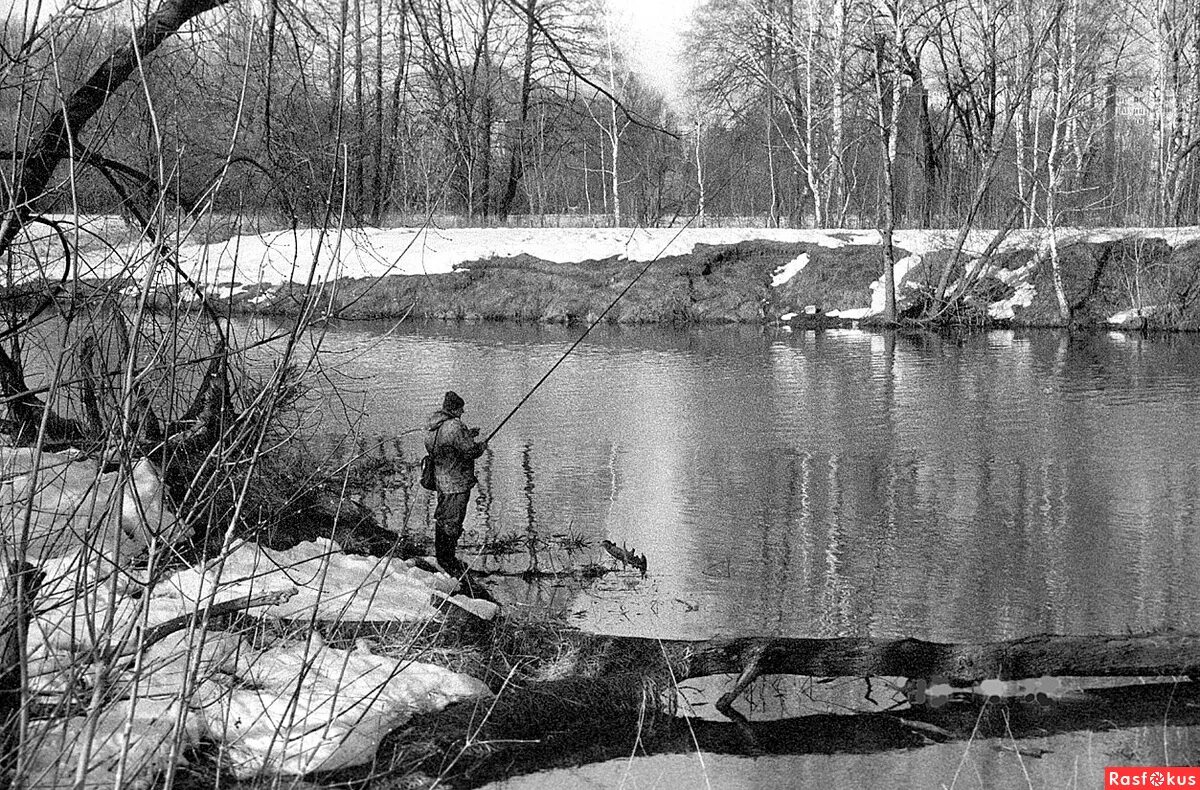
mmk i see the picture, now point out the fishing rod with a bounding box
[483,219,697,444]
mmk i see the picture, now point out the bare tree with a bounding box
[497,0,537,218]
[872,3,904,324]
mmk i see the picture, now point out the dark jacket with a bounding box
[425,410,487,494]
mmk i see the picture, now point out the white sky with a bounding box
[606,0,699,112]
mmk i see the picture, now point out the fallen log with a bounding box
[365,678,1200,788]
[353,629,1200,788]
[576,631,1200,686]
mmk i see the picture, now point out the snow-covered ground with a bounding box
[35,216,1200,283]
[23,218,1200,325]
[4,448,495,787]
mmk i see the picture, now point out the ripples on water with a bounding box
[293,321,1200,643]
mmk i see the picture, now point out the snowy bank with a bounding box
[18,220,1200,328]
[1,448,495,787]
[210,634,489,777]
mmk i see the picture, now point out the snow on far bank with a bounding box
[1108,306,1156,325]
[25,219,1200,293]
[65,222,1182,289]
[988,282,1036,320]
[826,253,924,321]
[771,252,809,287]
[28,219,1200,324]
[68,225,861,287]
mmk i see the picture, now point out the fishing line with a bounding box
[484,218,698,443]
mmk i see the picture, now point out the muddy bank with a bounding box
[16,232,1200,329]
[220,235,1200,330]
[246,242,791,324]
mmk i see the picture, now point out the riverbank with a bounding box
[8,301,1200,787]
[19,221,1200,330]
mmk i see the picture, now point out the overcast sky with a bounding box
[607,0,698,111]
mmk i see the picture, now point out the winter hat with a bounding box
[442,390,465,413]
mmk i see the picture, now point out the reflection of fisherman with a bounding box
[425,390,487,575]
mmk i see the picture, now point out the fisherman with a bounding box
[425,390,488,575]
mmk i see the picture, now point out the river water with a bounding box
[302,321,1200,645]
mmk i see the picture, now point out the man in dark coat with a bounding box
[425,390,488,575]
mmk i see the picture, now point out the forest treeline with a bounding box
[2,0,1198,230]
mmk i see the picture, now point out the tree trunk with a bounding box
[0,0,237,447]
[919,101,937,228]
[384,681,1200,787]
[830,0,847,226]
[479,89,492,218]
[874,32,898,323]
[264,0,277,159]
[1047,0,1072,322]
[906,50,937,228]
[0,0,236,259]
[1157,0,1181,223]
[694,118,705,224]
[0,563,41,782]
[353,0,365,218]
[498,0,536,219]
[1016,68,1032,226]
[605,21,621,226]
[802,0,822,226]
[662,631,1200,683]
[1103,74,1117,223]
[764,0,779,227]
[382,0,409,218]
[372,0,385,222]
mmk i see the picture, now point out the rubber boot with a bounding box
[435,526,463,576]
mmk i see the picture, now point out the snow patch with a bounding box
[208,633,490,776]
[26,537,494,785]
[821,253,924,320]
[163,538,466,623]
[248,287,276,305]
[989,282,1036,320]
[24,697,193,790]
[1107,306,1155,325]
[0,448,184,563]
[994,259,1037,286]
[770,253,809,287]
[825,307,872,320]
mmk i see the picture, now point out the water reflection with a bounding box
[305,322,1200,642]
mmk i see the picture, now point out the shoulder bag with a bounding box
[419,422,442,491]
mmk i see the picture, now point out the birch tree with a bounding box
[1150,0,1200,223]
[872,3,905,323]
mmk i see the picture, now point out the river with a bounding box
[301,321,1200,647]
[297,320,1200,787]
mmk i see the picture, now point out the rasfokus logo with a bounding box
[1106,767,1200,787]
